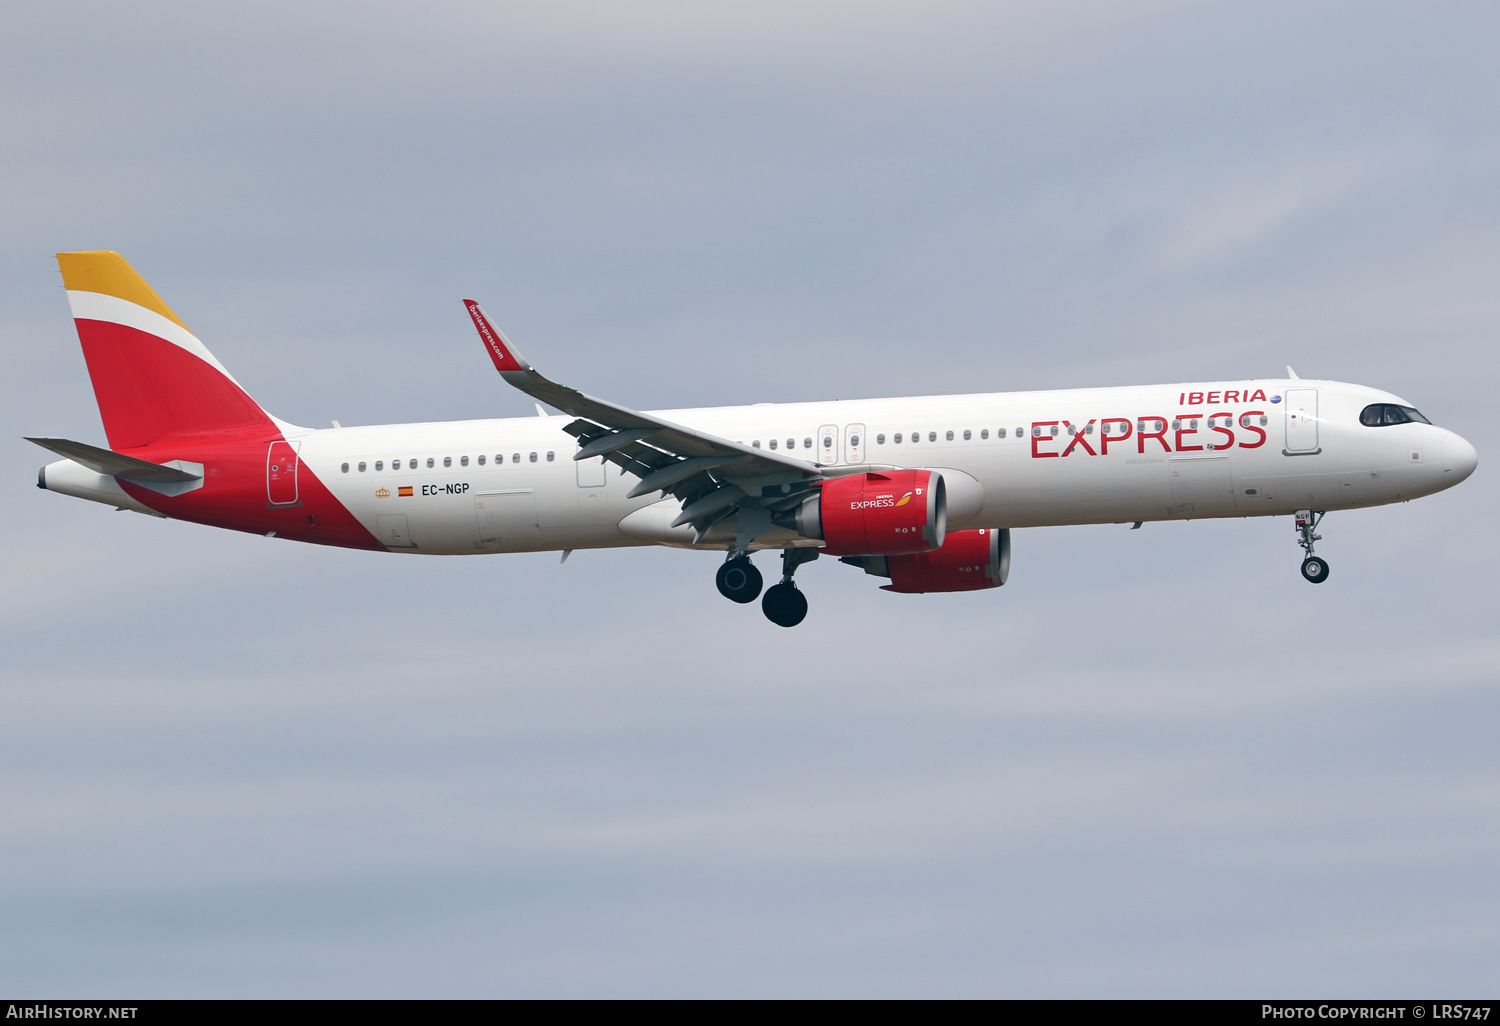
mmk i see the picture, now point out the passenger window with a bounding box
[911,432,920,444]
[1051,426,1058,437]
[547,452,555,462]
[358,461,366,472]
[443,457,452,468]
[946,430,955,441]
[1014,426,1023,437]
[1086,423,1094,434]
[478,455,486,465]
[512,453,520,463]
[876,434,886,445]
[769,439,777,449]
[849,434,860,447]
[375,460,383,471]
[341,463,349,473]
[928,431,937,442]
[980,429,989,439]
[803,438,812,448]
[1066,425,1075,435]
[427,457,435,468]
[894,433,903,444]
[786,438,795,450]
[1033,426,1041,437]
[752,440,760,448]
[460,456,469,466]
[963,429,971,440]
[530,452,538,462]
[823,435,832,448]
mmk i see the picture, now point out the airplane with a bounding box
[31,251,1479,627]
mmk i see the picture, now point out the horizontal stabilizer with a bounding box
[24,437,203,484]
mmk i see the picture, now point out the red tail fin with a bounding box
[56,251,277,450]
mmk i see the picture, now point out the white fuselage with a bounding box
[290,378,1474,555]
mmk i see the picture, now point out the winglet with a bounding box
[463,300,532,374]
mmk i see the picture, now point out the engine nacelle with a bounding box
[881,528,1010,593]
[793,469,946,556]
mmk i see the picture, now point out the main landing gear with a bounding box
[715,549,819,626]
[715,554,763,603]
[1294,509,1331,584]
[762,548,818,628]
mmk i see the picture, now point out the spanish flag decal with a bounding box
[398,486,413,497]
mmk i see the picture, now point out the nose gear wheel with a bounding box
[1300,556,1330,583]
[1293,510,1330,584]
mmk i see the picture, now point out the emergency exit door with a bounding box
[818,425,839,465]
[267,440,300,505]
[845,424,866,464]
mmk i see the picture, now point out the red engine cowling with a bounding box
[882,528,1010,593]
[797,469,946,556]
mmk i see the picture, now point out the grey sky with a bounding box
[2,0,1497,996]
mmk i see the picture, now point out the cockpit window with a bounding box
[1360,403,1431,427]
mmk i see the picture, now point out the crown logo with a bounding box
[375,487,390,498]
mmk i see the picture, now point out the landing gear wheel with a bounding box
[716,557,763,603]
[761,582,808,627]
[1300,556,1330,584]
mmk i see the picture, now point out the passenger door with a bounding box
[266,440,300,506]
[1284,388,1320,454]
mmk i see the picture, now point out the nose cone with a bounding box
[1444,432,1478,485]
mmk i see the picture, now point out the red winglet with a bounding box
[463,299,528,373]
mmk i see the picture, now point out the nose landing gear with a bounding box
[1294,510,1330,584]
[761,548,818,627]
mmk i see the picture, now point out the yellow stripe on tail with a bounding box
[56,250,190,332]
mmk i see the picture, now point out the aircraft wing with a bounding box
[463,300,822,540]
